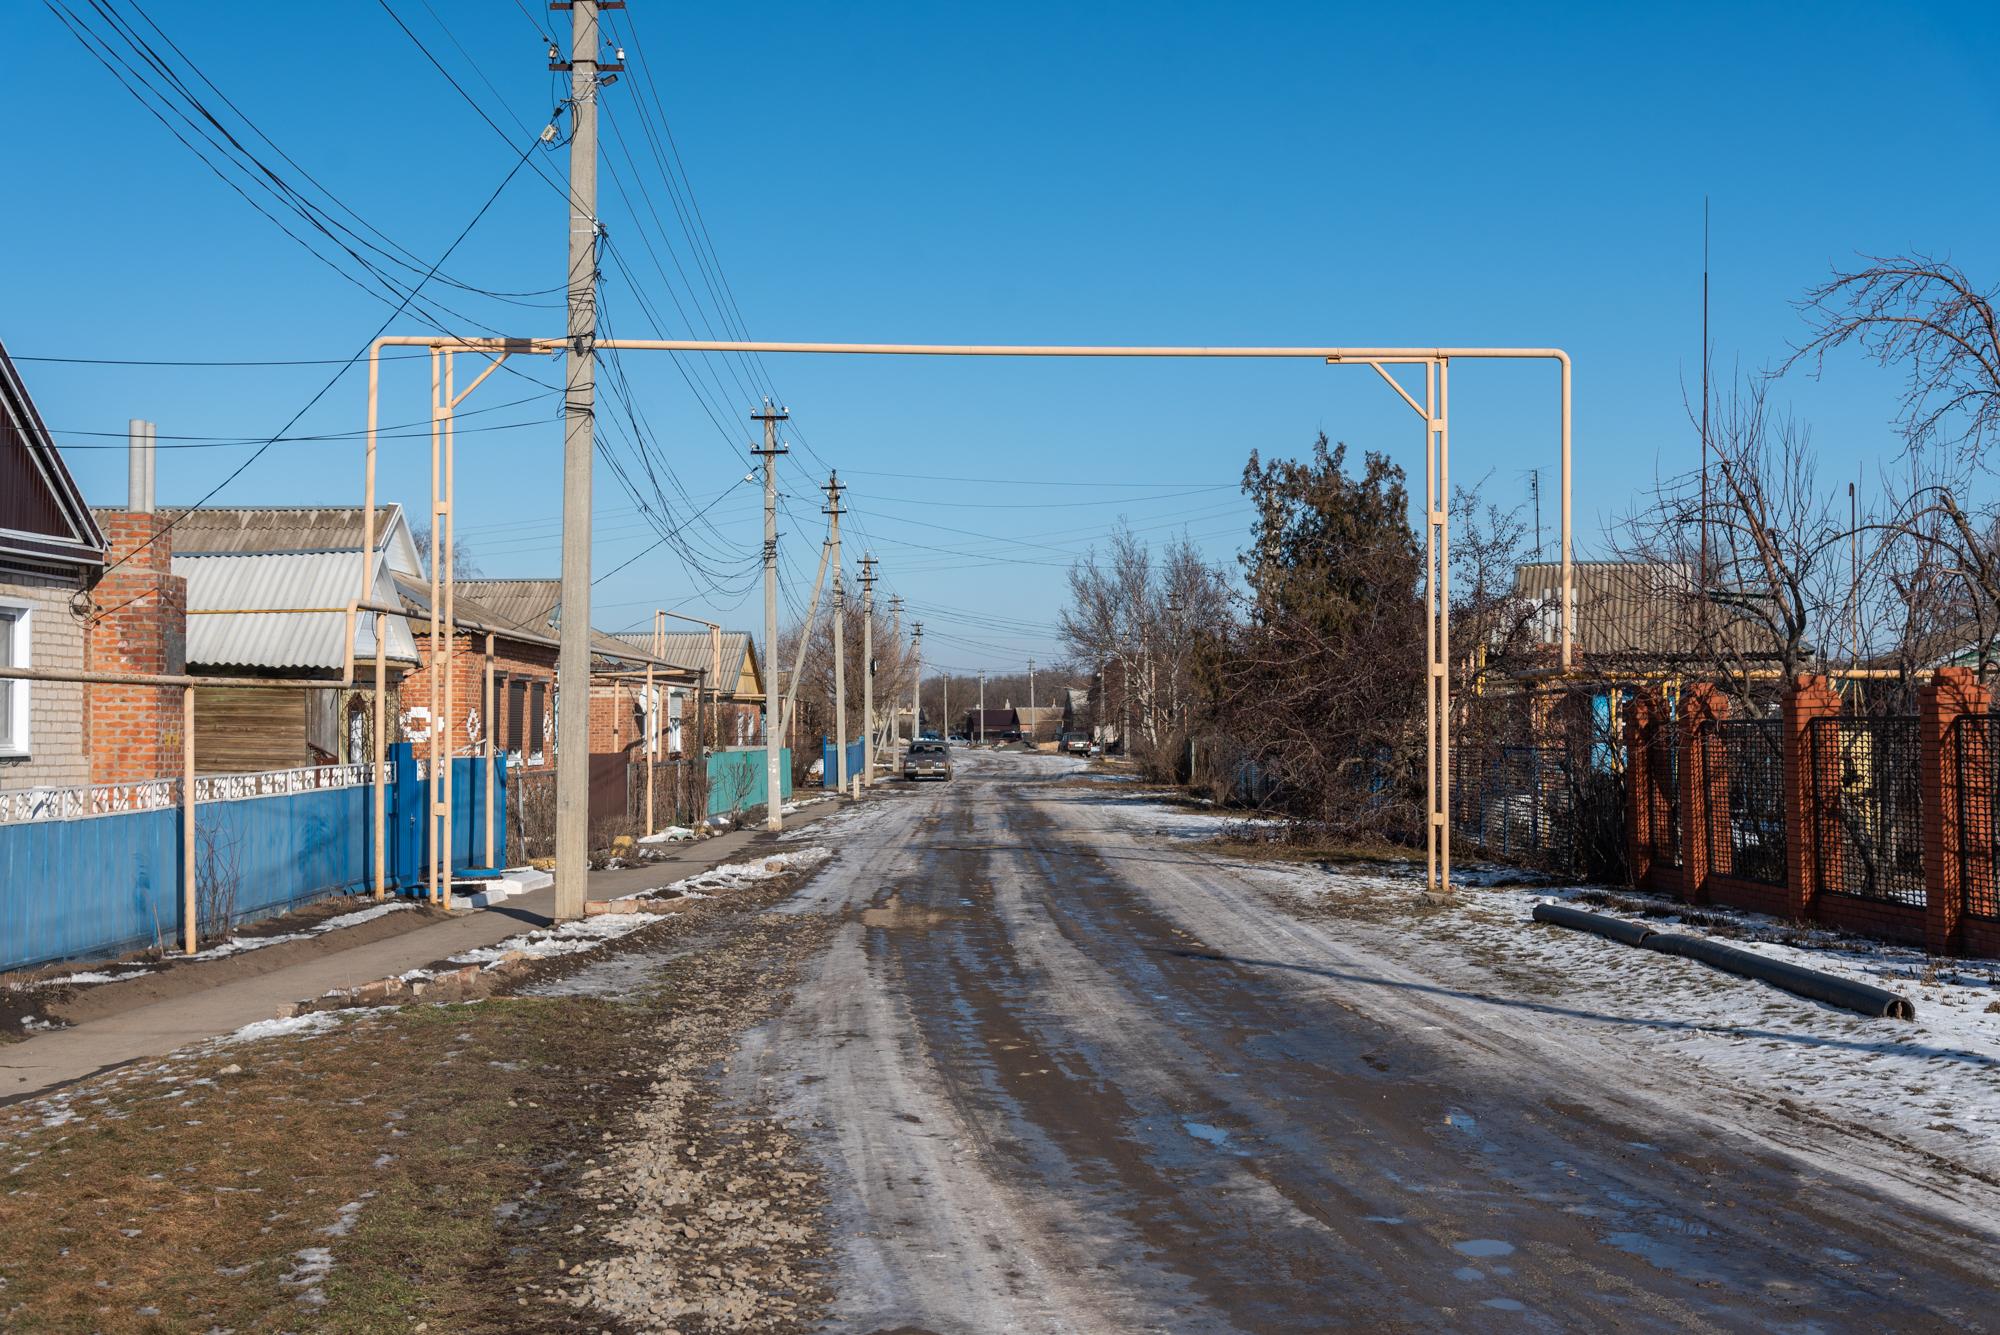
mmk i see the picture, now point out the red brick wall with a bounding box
[399,632,556,769]
[86,511,187,784]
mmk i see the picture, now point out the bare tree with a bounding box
[1615,379,1848,708]
[1787,254,2000,474]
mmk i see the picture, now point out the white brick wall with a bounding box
[0,568,90,790]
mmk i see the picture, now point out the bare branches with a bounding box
[1786,253,2000,471]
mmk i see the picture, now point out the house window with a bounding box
[528,680,546,758]
[507,678,527,754]
[0,603,27,757]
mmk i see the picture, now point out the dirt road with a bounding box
[730,750,2000,1333]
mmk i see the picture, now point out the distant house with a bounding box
[962,707,1019,741]
[1014,705,1062,744]
[447,580,685,768]
[0,342,109,790]
[609,628,768,752]
[1060,687,1091,737]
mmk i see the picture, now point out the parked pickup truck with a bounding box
[1059,732,1092,756]
[902,740,954,781]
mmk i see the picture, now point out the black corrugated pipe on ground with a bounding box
[1530,902,1658,948]
[1642,932,1916,1020]
[1530,903,1917,1021]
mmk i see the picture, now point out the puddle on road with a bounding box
[1182,1121,1231,1147]
[1452,1239,1516,1259]
[859,894,961,931]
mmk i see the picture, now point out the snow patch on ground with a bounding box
[187,901,417,962]
[450,913,660,968]
[638,825,697,844]
[669,846,831,895]
[1244,855,2000,1179]
[217,1010,355,1046]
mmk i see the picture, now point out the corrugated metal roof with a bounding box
[176,550,418,670]
[160,506,401,555]
[1510,561,1777,659]
[392,572,558,649]
[454,579,562,634]
[609,630,755,680]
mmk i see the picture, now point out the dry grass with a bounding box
[0,998,649,1332]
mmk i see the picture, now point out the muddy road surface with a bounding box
[729,750,1999,1333]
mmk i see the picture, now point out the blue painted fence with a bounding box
[820,736,865,788]
[0,742,507,974]
[705,747,792,819]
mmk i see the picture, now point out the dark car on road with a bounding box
[1060,732,1092,755]
[902,740,953,781]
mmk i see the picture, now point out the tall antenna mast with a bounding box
[1700,196,1711,594]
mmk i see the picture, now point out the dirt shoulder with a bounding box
[0,860,841,1333]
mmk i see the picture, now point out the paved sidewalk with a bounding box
[0,804,843,1103]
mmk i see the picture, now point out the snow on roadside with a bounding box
[1242,852,2000,1179]
[184,901,415,962]
[443,846,834,970]
[9,901,418,994]
[450,913,659,968]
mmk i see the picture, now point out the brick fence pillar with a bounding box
[1920,666,1988,957]
[1677,683,1730,904]
[1624,688,1662,886]
[1783,674,1844,920]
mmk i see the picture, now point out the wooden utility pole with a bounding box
[825,472,849,794]
[753,401,788,830]
[860,553,878,787]
[553,0,613,921]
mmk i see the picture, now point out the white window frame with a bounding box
[0,600,30,759]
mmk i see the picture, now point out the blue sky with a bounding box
[8,1,1998,675]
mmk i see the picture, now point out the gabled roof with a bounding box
[393,572,557,650]
[608,629,762,697]
[0,340,107,572]
[1509,560,1781,661]
[158,505,419,568]
[433,579,683,672]
[455,579,561,635]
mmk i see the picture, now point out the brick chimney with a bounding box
[86,420,189,784]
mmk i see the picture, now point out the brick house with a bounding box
[0,342,109,790]
[607,629,768,752]
[394,574,562,771]
[438,580,691,769]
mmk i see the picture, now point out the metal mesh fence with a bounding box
[1450,742,1627,882]
[1953,715,2000,921]
[1709,717,1788,886]
[1809,716,1925,907]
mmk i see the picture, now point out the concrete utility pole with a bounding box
[823,472,848,794]
[1028,656,1036,742]
[979,673,987,744]
[910,623,923,741]
[754,401,788,830]
[942,673,948,741]
[859,554,878,787]
[553,0,610,922]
